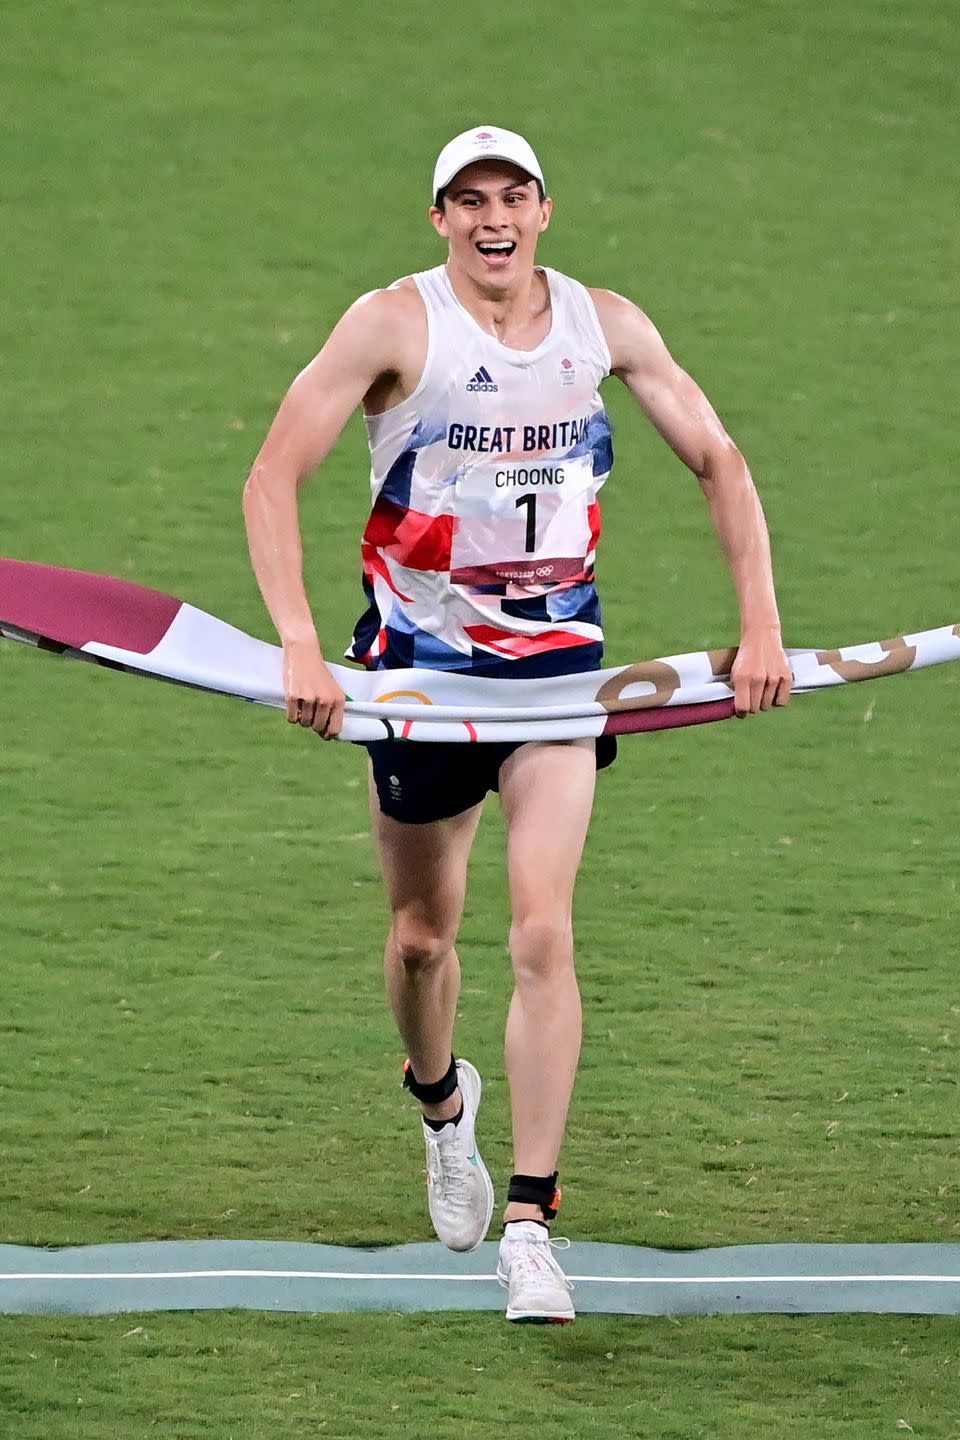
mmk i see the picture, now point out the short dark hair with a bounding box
[434,177,546,211]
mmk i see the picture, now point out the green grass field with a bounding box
[1,1,958,1435]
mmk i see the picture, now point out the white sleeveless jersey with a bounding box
[347,264,614,673]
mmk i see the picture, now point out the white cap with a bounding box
[432,125,545,203]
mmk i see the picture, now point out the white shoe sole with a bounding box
[505,1307,575,1325]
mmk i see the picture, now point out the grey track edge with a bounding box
[1,1240,958,1316]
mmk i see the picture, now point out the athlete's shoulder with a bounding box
[550,272,655,337]
[586,287,654,328]
[315,277,427,384]
[584,288,665,373]
[339,276,425,334]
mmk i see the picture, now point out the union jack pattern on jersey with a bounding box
[346,265,614,676]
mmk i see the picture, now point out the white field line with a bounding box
[1,1271,959,1285]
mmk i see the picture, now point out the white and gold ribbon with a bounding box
[2,559,957,742]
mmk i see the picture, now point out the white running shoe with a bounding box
[422,1059,494,1253]
[497,1220,575,1324]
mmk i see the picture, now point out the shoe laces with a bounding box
[499,1232,574,1291]
[425,1130,474,1208]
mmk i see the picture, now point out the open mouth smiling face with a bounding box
[475,238,518,266]
[430,160,552,280]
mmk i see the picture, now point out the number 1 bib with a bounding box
[450,456,596,589]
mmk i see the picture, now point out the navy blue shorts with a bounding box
[365,735,617,825]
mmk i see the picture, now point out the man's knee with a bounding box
[509,914,574,981]
[391,917,455,974]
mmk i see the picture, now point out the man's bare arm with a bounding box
[242,286,418,736]
[592,289,791,716]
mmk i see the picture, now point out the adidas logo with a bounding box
[466,364,498,393]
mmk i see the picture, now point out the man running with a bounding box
[242,125,792,1323]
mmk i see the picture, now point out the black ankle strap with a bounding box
[402,1055,458,1105]
[507,1171,562,1220]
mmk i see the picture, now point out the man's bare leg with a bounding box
[497,739,596,1223]
[371,775,493,1251]
[371,776,483,1121]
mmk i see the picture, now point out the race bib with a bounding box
[450,458,595,588]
